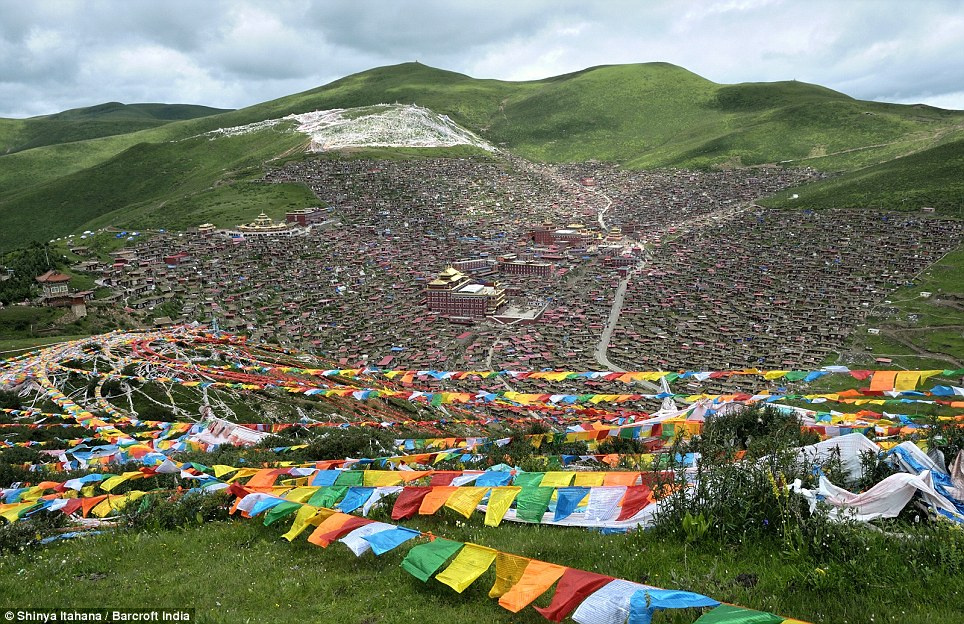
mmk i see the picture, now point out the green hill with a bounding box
[1,61,962,250]
[763,136,964,213]
[0,102,230,155]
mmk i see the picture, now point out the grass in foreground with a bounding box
[0,511,961,624]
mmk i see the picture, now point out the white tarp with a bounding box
[796,432,881,481]
[792,471,961,522]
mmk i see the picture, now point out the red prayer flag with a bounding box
[429,471,459,486]
[534,568,614,622]
[308,515,372,547]
[391,486,432,520]
[617,484,652,521]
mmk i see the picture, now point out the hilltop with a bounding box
[1,61,963,248]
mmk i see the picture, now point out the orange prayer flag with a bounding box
[306,512,355,547]
[869,371,898,392]
[398,470,433,482]
[80,495,108,517]
[602,472,639,487]
[498,560,567,613]
[245,468,286,490]
[419,486,458,515]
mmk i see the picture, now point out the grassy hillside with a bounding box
[85,180,322,232]
[0,125,307,248]
[2,61,962,249]
[0,102,230,155]
[763,137,964,213]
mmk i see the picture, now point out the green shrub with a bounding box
[303,427,396,460]
[0,510,69,554]
[124,490,232,532]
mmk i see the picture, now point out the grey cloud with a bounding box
[0,0,962,118]
[302,0,586,58]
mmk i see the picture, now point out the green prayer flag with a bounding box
[334,470,365,486]
[263,501,302,526]
[308,486,348,508]
[513,472,545,488]
[401,538,464,582]
[516,486,555,522]
[695,605,785,624]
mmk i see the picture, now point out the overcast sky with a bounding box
[2,0,962,118]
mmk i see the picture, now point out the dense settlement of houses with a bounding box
[66,156,962,381]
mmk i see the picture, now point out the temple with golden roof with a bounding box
[232,213,298,237]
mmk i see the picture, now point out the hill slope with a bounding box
[763,136,964,213]
[0,102,230,155]
[1,61,962,249]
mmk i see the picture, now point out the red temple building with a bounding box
[425,267,506,319]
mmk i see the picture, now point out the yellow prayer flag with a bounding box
[436,544,498,593]
[894,372,921,392]
[18,486,45,502]
[282,487,320,503]
[488,551,531,599]
[363,471,404,487]
[282,504,324,542]
[443,487,490,519]
[763,370,789,380]
[573,473,606,487]
[919,370,944,385]
[484,487,521,527]
[100,471,143,492]
[0,502,34,523]
[539,472,575,488]
[213,465,241,478]
[90,498,114,517]
[227,468,261,483]
[91,491,147,518]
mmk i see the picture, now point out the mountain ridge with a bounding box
[1,61,962,249]
[0,102,231,155]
